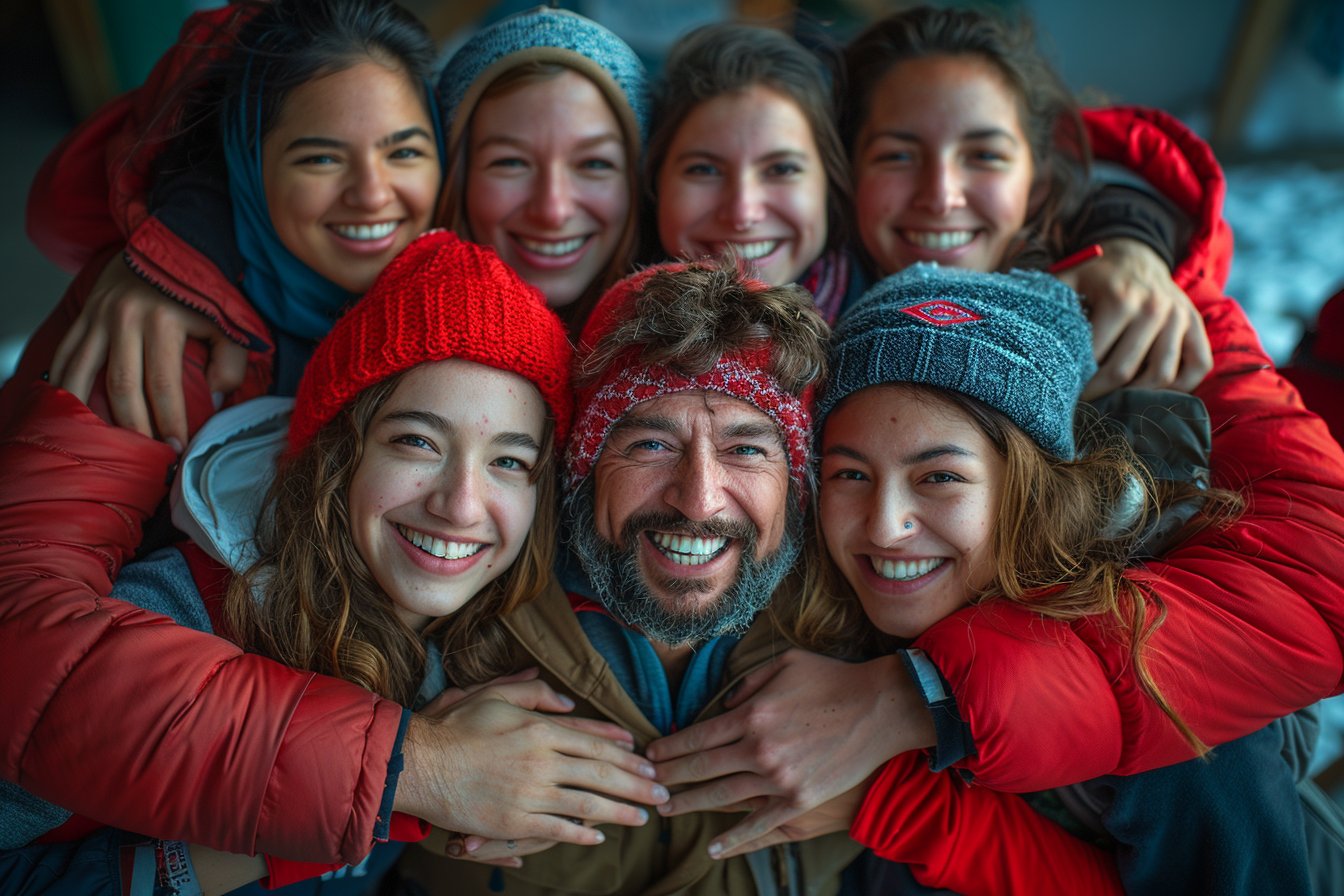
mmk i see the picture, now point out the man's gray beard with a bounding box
[563,478,803,648]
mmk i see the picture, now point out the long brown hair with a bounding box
[842,5,1090,269]
[791,384,1242,754]
[225,370,557,705]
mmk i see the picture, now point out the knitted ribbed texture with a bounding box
[288,230,573,453]
[819,264,1095,459]
[437,6,650,148]
[565,264,812,491]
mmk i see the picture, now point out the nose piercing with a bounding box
[904,521,914,530]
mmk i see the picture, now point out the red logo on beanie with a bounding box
[903,301,982,326]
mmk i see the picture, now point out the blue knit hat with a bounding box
[818,264,1096,459]
[437,6,650,150]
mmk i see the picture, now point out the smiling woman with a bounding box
[261,61,440,295]
[435,6,649,330]
[463,68,630,313]
[0,0,447,446]
[645,22,856,322]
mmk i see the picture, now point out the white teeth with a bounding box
[334,221,398,241]
[902,230,974,250]
[869,556,944,581]
[728,240,779,260]
[518,236,586,256]
[397,524,485,560]
[649,532,729,566]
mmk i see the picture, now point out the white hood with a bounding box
[170,396,293,572]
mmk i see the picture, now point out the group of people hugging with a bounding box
[3,1,1344,894]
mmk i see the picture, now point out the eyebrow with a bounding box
[474,132,622,152]
[380,410,541,452]
[825,443,977,465]
[673,148,809,165]
[283,126,433,153]
[867,127,1020,146]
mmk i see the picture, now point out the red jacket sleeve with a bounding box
[26,5,245,273]
[0,247,273,443]
[18,3,273,432]
[262,814,429,889]
[1083,105,1233,293]
[911,111,1344,790]
[0,382,403,864]
[852,752,1122,895]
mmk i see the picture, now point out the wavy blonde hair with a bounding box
[225,370,557,704]
[790,385,1242,754]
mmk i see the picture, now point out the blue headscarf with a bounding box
[221,55,446,346]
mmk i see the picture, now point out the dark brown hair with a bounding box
[577,260,829,399]
[842,5,1090,266]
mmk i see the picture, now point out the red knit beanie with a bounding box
[288,230,573,453]
[565,262,813,492]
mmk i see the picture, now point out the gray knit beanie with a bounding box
[437,6,650,151]
[818,263,1095,459]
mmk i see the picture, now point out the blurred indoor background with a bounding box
[3,0,1342,377]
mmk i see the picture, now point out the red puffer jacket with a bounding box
[3,4,273,437]
[908,106,1344,791]
[0,382,403,864]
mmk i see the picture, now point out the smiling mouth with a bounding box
[869,556,944,581]
[719,239,780,261]
[333,221,399,241]
[900,230,975,250]
[397,524,485,560]
[517,235,588,256]
[649,531,731,567]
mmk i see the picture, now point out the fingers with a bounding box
[1128,313,1184,391]
[203,337,248,397]
[548,714,636,751]
[1172,305,1213,392]
[143,309,190,449]
[646,706,744,764]
[1084,302,1165,399]
[48,311,96,399]
[710,803,798,858]
[545,781,657,830]
[102,318,153,437]
[479,678,577,714]
[421,668,543,716]
[655,772,773,817]
[546,739,669,810]
[456,835,559,864]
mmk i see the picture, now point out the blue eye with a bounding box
[394,434,433,451]
[632,439,667,452]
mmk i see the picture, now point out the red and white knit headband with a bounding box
[564,351,813,493]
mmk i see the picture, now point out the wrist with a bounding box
[867,653,937,755]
